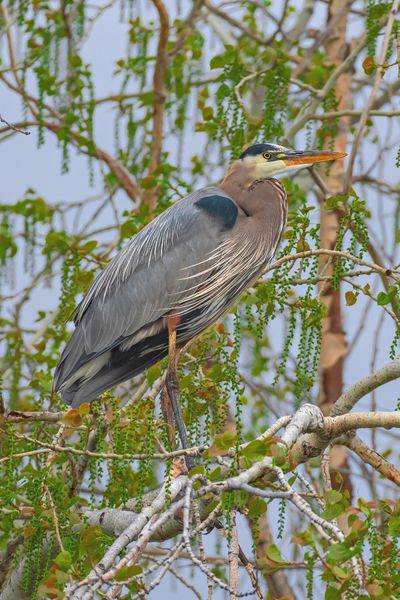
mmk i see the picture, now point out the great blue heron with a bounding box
[54,143,345,464]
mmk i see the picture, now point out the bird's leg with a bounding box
[160,386,176,447]
[165,317,195,472]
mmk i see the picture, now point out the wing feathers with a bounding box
[54,187,238,394]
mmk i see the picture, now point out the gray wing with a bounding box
[54,186,238,391]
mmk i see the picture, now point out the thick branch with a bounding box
[343,434,400,486]
[331,358,400,417]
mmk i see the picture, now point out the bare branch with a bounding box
[331,358,400,417]
[228,511,239,600]
[0,114,30,135]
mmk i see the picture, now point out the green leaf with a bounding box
[321,490,349,520]
[387,514,400,536]
[53,550,72,571]
[210,55,225,69]
[79,403,91,417]
[325,586,342,600]
[208,467,222,482]
[362,56,376,75]
[376,291,391,305]
[43,230,70,254]
[202,106,214,121]
[242,439,268,460]
[327,542,357,563]
[248,496,267,518]
[265,544,288,565]
[324,194,348,210]
[345,291,357,306]
[79,240,98,254]
[324,490,343,504]
[115,565,142,582]
[216,83,231,99]
[207,431,237,455]
[188,465,205,477]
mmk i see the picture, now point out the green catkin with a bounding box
[305,551,314,600]
[250,515,260,558]
[56,253,80,331]
[366,0,376,56]
[319,89,338,160]
[107,395,127,506]
[23,215,29,274]
[76,1,86,39]
[365,0,384,57]
[36,39,51,149]
[8,332,23,407]
[295,302,311,406]
[53,26,60,81]
[232,312,243,468]
[385,19,399,63]
[277,498,286,539]
[135,400,155,510]
[273,308,296,387]
[61,135,70,174]
[262,62,290,141]
[22,526,46,598]
[86,73,95,187]
[298,290,320,401]
[89,400,106,507]
[186,387,196,447]
[21,62,29,121]
[331,216,346,290]
[222,493,234,541]
[138,25,150,90]
[88,455,97,507]
[114,111,121,162]
[389,327,400,360]
[2,423,16,505]
[41,532,56,589]
[389,535,399,577]
[368,519,383,580]
[204,394,212,448]
[396,146,400,168]
[305,120,313,150]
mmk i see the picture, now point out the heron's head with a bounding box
[238,142,346,180]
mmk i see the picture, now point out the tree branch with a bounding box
[168,0,205,58]
[143,0,170,211]
[331,358,400,417]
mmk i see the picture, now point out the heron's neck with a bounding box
[219,162,277,214]
[219,161,287,221]
[219,160,256,193]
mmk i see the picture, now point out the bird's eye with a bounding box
[263,152,271,160]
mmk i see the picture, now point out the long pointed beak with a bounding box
[282,149,347,167]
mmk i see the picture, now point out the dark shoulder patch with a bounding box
[195,194,238,231]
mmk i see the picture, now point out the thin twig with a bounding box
[0,113,30,135]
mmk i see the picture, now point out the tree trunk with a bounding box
[318,0,353,499]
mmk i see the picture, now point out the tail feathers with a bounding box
[54,325,92,394]
[59,332,169,408]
